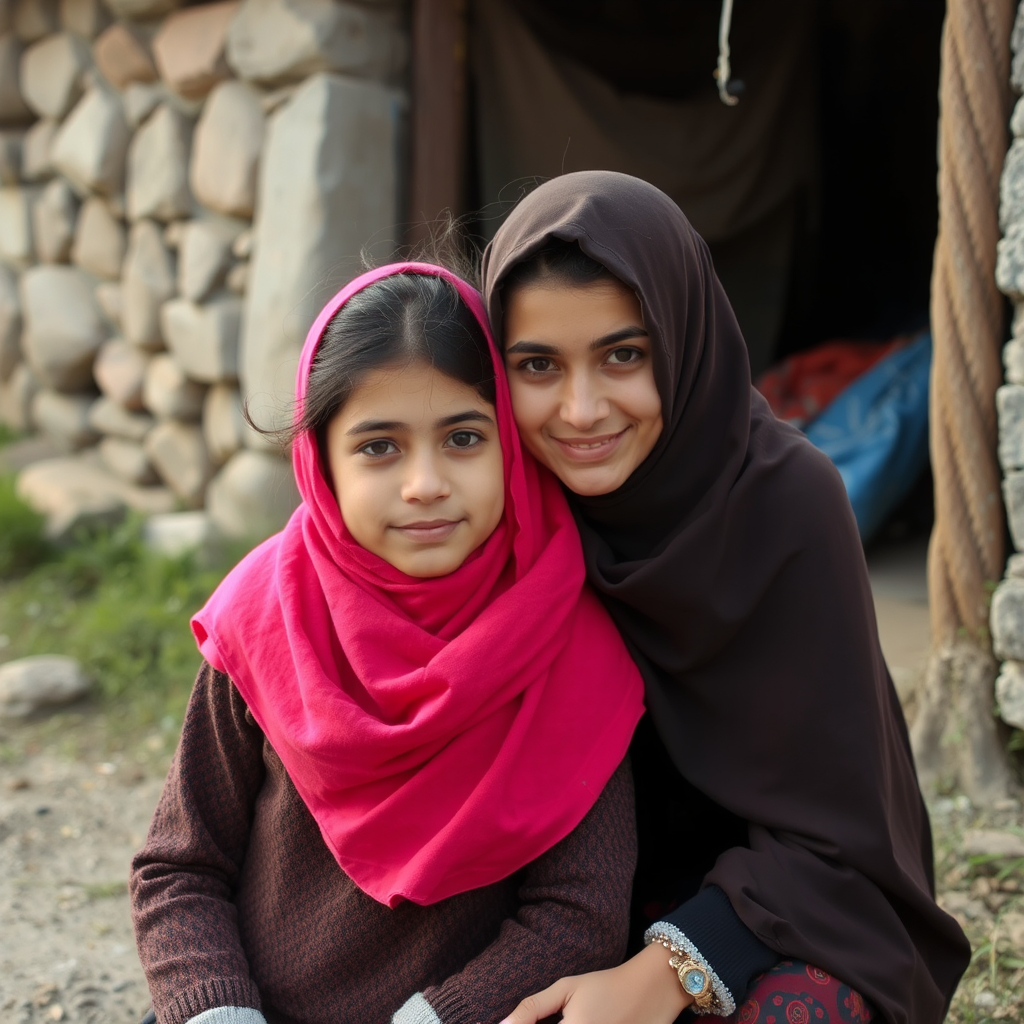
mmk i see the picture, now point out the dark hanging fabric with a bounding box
[480,171,970,1024]
[512,0,726,100]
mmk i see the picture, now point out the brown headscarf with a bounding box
[481,171,969,1024]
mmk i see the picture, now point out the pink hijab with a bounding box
[192,263,644,908]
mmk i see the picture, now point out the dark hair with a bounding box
[501,238,616,297]
[250,273,495,449]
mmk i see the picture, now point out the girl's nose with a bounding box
[401,451,450,503]
[560,374,609,430]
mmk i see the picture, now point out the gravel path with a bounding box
[0,741,163,1024]
[0,713,1020,1024]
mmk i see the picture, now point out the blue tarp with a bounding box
[804,332,932,542]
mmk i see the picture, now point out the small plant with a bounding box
[0,512,255,736]
[0,473,53,578]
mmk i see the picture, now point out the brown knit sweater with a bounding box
[130,662,637,1024]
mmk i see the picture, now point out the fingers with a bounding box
[499,976,576,1024]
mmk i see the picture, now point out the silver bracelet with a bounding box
[644,922,736,1017]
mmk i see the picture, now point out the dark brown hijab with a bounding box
[481,171,969,1024]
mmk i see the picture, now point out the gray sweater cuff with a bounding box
[393,992,443,1024]
[186,1009,268,1024]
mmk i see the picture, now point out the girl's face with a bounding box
[503,277,663,496]
[325,361,504,578]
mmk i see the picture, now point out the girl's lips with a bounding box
[393,520,461,542]
[550,428,628,463]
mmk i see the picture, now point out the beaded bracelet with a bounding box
[644,924,736,1018]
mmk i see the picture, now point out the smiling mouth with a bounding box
[551,429,629,461]
[393,520,462,542]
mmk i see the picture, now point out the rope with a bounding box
[715,0,739,106]
[928,0,1012,648]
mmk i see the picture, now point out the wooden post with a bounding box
[408,0,468,244]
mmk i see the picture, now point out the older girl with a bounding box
[481,171,970,1024]
[130,262,644,1024]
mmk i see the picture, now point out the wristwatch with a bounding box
[651,937,724,1015]
[668,951,719,1013]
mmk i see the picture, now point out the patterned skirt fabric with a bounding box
[705,961,874,1024]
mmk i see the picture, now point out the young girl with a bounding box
[129,262,645,1024]
[480,172,970,1024]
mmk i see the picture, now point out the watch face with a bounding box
[682,967,709,997]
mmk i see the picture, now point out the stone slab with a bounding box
[98,433,156,483]
[93,336,147,408]
[997,384,1024,471]
[122,217,175,348]
[177,217,239,300]
[51,84,130,196]
[0,184,34,265]
[142,508,218,557]
[992,576,1024,661]
[71,194,125,279]
[88,394,153,440]
[226,0,406,86]
[0,655,90,719]
[21,116,57,180]
[142,351,204,419]
[202,381,245,463]
[241,73,403,438]
[206,447,297,539]
[20,31,89,119]
[20,263,106,391]
[144,417,212,505]
[153,0,238,100]
[93,22,156,91]
[995,660,1024,730]
[0,359,36,430]
[32,175,77,263]
[126,102,192,222]
[161,293,240,382]
[189,79,263,217]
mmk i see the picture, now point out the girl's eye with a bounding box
[606,347,642,366]
[520,357,556,374]
[446,430,483,449]
[359,439,398,457]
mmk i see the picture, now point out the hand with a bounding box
[499,942,691,1024]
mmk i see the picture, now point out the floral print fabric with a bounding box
[707,961,874,1024]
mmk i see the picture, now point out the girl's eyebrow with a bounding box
[347,419,405,435]
[346,411,494,435]
[506,325,648,356]
[436,411,494,428]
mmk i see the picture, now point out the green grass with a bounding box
[933,814,1024,1023]
[83,880,129,900]
[0,473,53,577]
[0,471,253,743]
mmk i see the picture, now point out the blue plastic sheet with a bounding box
[803,332,932,542]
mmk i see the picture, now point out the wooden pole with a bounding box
[408,0,468,245]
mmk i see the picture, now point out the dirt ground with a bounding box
[0,706,1021,1024]
[0,718,166,1024]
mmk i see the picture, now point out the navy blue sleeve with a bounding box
[660,885,779,1005]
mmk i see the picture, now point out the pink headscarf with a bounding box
[192,263,644,908]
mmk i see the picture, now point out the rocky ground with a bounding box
[0,714,167,1024]
[0,705,1021,1024]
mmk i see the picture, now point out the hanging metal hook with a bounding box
[715,0,741,106]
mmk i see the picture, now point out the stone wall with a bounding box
[0,0,408,545]
[990,3,1024,733]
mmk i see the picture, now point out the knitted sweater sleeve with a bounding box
[395,757,638,1024]
[130,661,266,1024]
